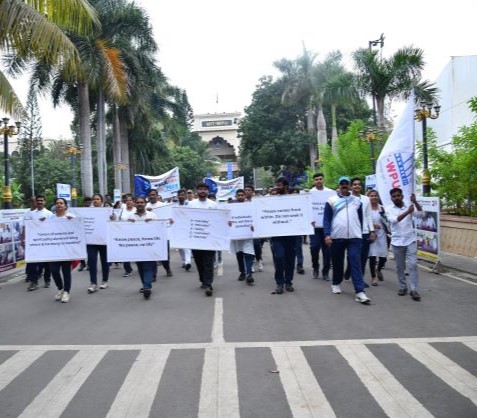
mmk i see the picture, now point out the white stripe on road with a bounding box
[271,346,336,418]
[106,349,170,418]
[212,298,224,344]
[400,342,477,407]
[0,350,46,392]
[18,349,107,418]
[337,344,432,418]
[463,341,477,352]
[198,347,239,418]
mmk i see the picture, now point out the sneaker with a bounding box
[205,286,213,296]
[410,290,421,301]
[99,282,108,289]
[251,265,255,273]
[246,274,254,284]
[377,271,384,281]
[181,263,186,268]
[143,288,151,299]
[27,282,38,291]
[398,288,408,296]
[332,285,342,294]
[200,284,207,289]
[238,273,246,281]
[87,284,97,294]
[322,274,330,282]
[61,291,70,303]
[313,268,319,279]
[258,260,263,272]
[274,286,284,295]
[78,265,85,272]
[355,292,370,304]
[55,290,64,301]
[123,272,132,278]
[139,288,144,293]
[44,281,51,288]
[185,263,191,271]
[166,270,174,277]
[297,266,305,275]
[285,285,294,292]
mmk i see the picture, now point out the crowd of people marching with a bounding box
[21,173,424,304]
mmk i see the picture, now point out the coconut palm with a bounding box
[352,46,439,128]
[0,0,99,117]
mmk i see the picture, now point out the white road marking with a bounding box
[106,349,170,418]
[198,347,239,418]
[18,349,107,418]
[212,297,224,344]
[0,350,46,392]
[463,341,477,352]
[271,346,336,418]
[337,344,433,418]
[400,342,477,407]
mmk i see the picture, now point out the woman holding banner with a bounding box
[117,194,136,277]
[368,190,388,286]
[86,194,110,294]
[50,198,75,303]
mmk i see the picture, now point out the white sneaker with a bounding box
[87,284,97,293]
[332,285,341,294]
[258,260,263,272]
[61,291,70,303]
[54,290,63,301]
[99,282,108,289]
[355,292,370,304]
[251,266,255,273]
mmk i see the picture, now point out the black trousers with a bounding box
[192,250,215,286]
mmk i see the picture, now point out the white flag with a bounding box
[376,94,416,208]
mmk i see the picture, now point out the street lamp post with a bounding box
[415,101,441,196]
[368,34,385,126]
[1,118,21,209]
[63,142,82,207]
[360,127,383,173]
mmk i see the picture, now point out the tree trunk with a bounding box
[112,105,122,191]
[78,81,93,197]
[316,102,328,147]
[97,89,106,196]
[331,102,338,152]
[376,96,385,129]
[306,108,316,170]
[119,116,131,193]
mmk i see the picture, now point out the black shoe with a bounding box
[139,288,144,293]
[205,286,213,296]
[313,268,319,279]
[185,263,191,271]
[27,282,38,291]
[398,288,408,296]
[297,266,305,275]
[410,290,421,301]
[274,286,284,294]
[200,284,207,289]
[238,273,246,281]
[322,274,330,281]
[181,263,186,268]
[246,274,254,284]
[44,281,51,288]
[143,288,151,299]
[78,265,85,272]
[377,271,384,281]
[285,285,294,292]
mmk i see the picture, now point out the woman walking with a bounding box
[49,198,75,303]
[118,194,136,277]
[368,190,388,286]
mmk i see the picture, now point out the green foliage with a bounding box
[318,120,375,186]
[426,124,477,216]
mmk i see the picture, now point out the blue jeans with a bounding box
[271,236,296,287]
[392,243,419,291]
[136,261,155,289]
[331,238,365,293]
[309,228,330,275]
[236,252,254,275]
[87,244,109,285]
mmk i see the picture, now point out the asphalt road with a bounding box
[0,244,476,417]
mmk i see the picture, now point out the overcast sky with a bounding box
[6,0,476,137]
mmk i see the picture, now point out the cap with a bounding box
[338,176,351,184]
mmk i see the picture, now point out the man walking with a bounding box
[323,177,370,304]
[386,189,424,301]
[309,173,335,280]
[176,189,191,271]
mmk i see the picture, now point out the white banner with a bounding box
[56,183,71,201]
[170,207,230,250]
[228,202,254,240]
[376,93,416,208]
[252,195,314,238]
[416,196,440,263]
[310,190,336,228]
[204,177,244,201]
[152,203,173,239]
[134,167,180,199]
[25,217,87,262]
[107,221,168,262]
[69,207,111,245]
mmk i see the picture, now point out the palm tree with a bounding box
[352,46,439,128]
[0,0,100,117]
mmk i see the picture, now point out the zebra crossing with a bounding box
[1,336,477,417]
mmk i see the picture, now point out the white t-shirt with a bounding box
[119,207,136,221]
[146,201,168,210]
[128,211,157,221]
[187,198,218,209]
[24,208,53,220]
